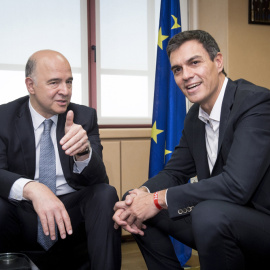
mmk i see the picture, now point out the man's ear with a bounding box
[25,77,35,94]
[214,52,224,73]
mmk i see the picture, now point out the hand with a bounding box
[113,208,146,236]
[60,110,90,157]
[119,189,161,230]
[23,182,72,240]
[113,188,150,235]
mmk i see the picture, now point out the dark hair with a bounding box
[25,57,37,78]
[166,30,227,76]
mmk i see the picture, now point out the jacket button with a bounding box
[178,209,183,215]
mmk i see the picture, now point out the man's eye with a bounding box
[193,61,199,65]
[173,68,181,74]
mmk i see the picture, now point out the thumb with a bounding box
[65,110,74,133]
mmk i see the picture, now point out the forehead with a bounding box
[169,40,209,65]
[35,54,72,78]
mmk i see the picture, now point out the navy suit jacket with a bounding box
[0,96,108,199]
[143,79,270,219]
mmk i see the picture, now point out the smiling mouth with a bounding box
[186,82,201,90]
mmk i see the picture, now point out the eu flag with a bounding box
[149,0,192,266]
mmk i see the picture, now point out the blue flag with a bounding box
[149,0,192,266]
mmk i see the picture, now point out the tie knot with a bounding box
[43,119,53,132]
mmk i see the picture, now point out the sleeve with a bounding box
[9,178,34,201]
[73,148,92,173]
[141,128,197,192]
[167,92,270,219]
[74,107,109,185]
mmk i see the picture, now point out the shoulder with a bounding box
[0,96,29,118]
[231,79,270,108]
[226,79,270,122]
[68,102,96,114]
[232,78,270,97]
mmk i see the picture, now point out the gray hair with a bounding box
[25,57,37,79]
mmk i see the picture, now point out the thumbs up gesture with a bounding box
[60,110,90,158]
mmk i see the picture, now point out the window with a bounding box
[95,0,188,125]
[0,0,88,106]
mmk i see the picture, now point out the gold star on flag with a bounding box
[171,15,181,29]
[158,27,169,50]
[165,149,172,156]
[151,121,164,143]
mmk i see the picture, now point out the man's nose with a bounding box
[59,82,71,95]
[182,66,193,81]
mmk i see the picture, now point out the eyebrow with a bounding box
[47,77,73,83]
[171,55,202,71]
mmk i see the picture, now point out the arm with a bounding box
[167,90,270,218]
[60,108,108,185]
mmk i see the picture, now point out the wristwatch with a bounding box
[77,141,91,156]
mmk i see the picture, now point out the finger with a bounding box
[65,110,74,133]
[119,209,131,221]
[129,189,139,196]
[131,223,145,236]
[46,213,57,240]
[123,224,145,236]
[134,218,144,230]
[125,194,136,205]
[62,210,73,235]
[39,214,49,236]
[55,210,72,239]
[113,201,127,211]
[55,213,66,239]
[64,134,88,156]
[61,126,88,155]
[113,209,127,226]
[126,214,136,226]
[114,222,119,230]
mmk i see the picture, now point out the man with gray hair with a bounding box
[0,49,121,269]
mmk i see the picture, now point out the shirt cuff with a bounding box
[9,178,34,201]
[141,186,150,193]
[165,189,168,207]
[73,148,92,173]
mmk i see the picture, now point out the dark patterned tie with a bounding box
[37,119,58,250]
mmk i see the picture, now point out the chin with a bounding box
[54,107,68,115]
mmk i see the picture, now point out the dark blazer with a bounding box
[143,79,270,219]
[0,96,108,199]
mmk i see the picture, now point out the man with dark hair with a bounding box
[113,30,270,270]
[0,50,121,270]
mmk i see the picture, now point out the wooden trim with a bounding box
[100,128,151,139]
[87,0,97,109]
[99,124,152,129]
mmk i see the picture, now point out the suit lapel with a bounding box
[15,100,36,179]
[218,79,237,152]
[56,112,72,178]
[211,79,236,175]
[192,114,210,179]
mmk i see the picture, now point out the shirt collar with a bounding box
[199,77,228,128]
[28,100,58,131]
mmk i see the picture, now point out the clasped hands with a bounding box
[113,188,163,236]
[23,110,90,241]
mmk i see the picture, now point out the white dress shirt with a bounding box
[198,77,228,173]
[9,101,91,200]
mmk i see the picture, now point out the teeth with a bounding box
[187,83,200,89]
